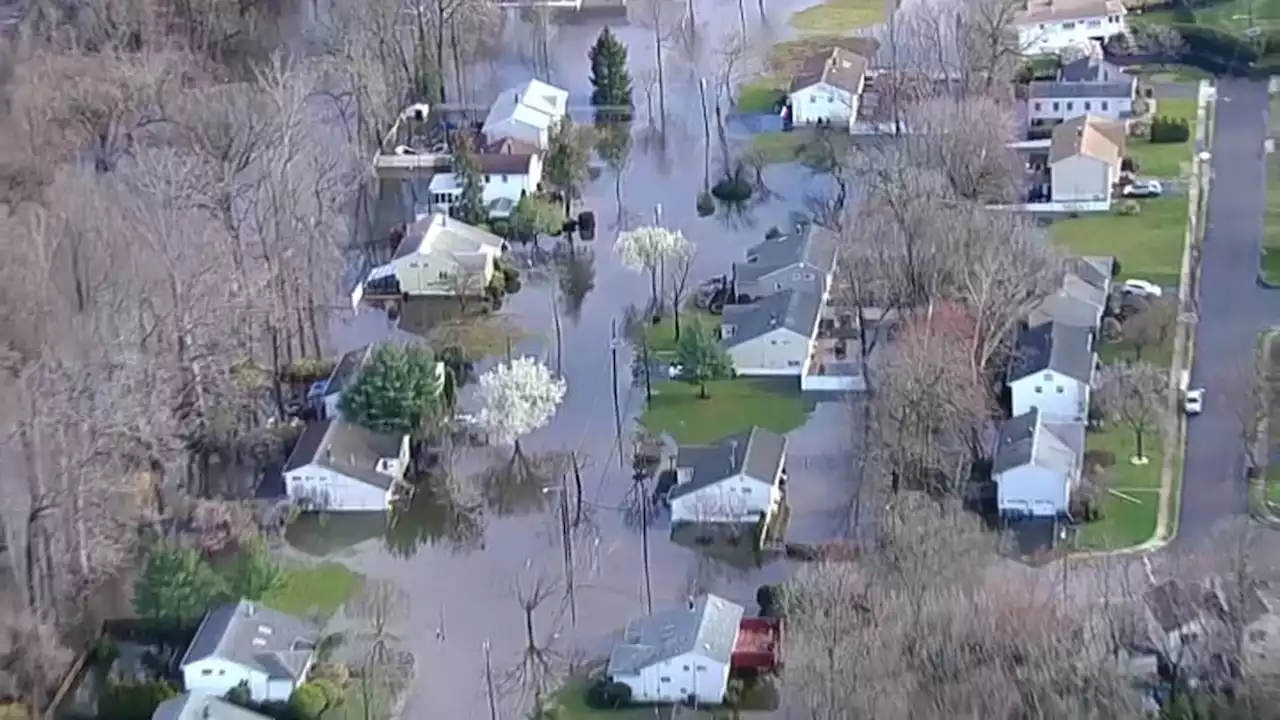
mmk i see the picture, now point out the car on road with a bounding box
[1184,388,1205,415]
[1122,279,1164,298]
[1122,180,1164,198]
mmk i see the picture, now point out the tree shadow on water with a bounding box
[475,447,566,518]
[383,476,487,559]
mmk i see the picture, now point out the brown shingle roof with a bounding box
[790,48,869,95]
[1048,115,1126,165]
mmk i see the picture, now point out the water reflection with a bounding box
[669,520,785,572]
[286,511,388,557]
[554,248,596,322]
[385,480,486,558]
[475,448,563,517]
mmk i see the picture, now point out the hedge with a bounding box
[1169,22,1259,64]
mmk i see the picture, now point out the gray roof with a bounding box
[282,419,404,490]
[1060,55,1124,83]
[608,594,745,675]
[153,692,271,720]
[992,409,1084,476]
[721,286,822,348]
[1073,256,1115,290]
[392,212,504,261]
[1011,322,1095,383]
[1028,276,1107,330]
[669,427,788,501]
[737,225,839,284]
[1029,81,1133,99]
[178,600,322,680]
[327,345,374,397]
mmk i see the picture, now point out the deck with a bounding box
[731,618,782,671]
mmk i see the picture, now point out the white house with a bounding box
[721,281,823,377]
[1008,320,1096,422]
[1059,45,1127,83]
[1049,114,1126,205]
[607,594,745,705]
[482,78,569,150]
[733,224,839,301]
[356,213,505,307]
[282,418,411,512]
[315,342,445,419]
[1027,256,1115,331]
[669,427,787,524]
[991,408,1085,518]
[1016,0,1127,55]
[179,600,322,703]
[787,47,869,128]
[153,691,271,720]
[1028,80,1134,123]
[427,140,543,220]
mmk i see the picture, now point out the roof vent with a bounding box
[244,603,256,617]
[252,637,267,647]
[769,314,778,327]
[258,625,273,635]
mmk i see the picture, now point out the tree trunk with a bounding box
[649,266,659,308]
[673,296,682,341]
[654,24,667,131]
[1135,428,1145,462]
[737,0,746,34]
[699,381,708,399]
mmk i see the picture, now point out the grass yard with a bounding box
[1130,99,1198,178]
[1191,0,1280,32]
[546,674,779,719]
[789,0,891,33]
[643,310,719,359]
[750,131,810,165]
[738,77,787,114]
[1096,337,1175,369]
[641,379,808,445]
[1049,196,1187,289]
[262,562,361,618]
[1263,95,1280,284]
[1076,425,1165,549]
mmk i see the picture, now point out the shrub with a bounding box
[1115,200,1141,216]
[1101,316,1123,343]
[1149,115,1191,143]
[1171,22,1259,64]
[711,175,753,203]
[696,190,715,217]
[585,679,633,708]
[90,635,120,670]
[289,682,330,719]
[489,219,511,238]
[501,265,522,295]
[1084,449,1117,470]
[99,679,179,720]
[1121,156,1139,174]
[226,682,253,707]
[1027,124,1056,140]
[308,662,351,686]
[310,678,343,709]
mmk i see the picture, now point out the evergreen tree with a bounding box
[545,118,591,215]
[133,543,226,628]
[225,538,283,601]
[589,27,633,116]
[451,133,488,226]
[338,344,445,437]
[674,318,734,399]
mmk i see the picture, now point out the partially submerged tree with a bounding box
[451,133,488,226]
[475,356,567,456]
[509,194,565,248]
[544,118,592,216]
[589,27,634,112]
[614,225,693,309]
[1096,361,1167,465]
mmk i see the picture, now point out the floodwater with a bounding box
[297,0,870,716]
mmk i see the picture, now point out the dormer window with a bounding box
[722,325,736,338]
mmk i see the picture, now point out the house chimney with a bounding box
[687,596,695,610]
[514,93,521,104]
[729,439,740,471]
[769,314,778,327]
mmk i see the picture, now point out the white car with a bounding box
[1122,279,1164,298]
[1184,388,1204,415]
[1122,180,1164,198]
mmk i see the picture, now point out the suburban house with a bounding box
[1028,80,1134,123]
[669,426,787,525]
[1027,256,1115,331]
[787,47,869,129]
[721,282,823,377]
[282,418,411,512]
[1060,44,1126,83]
[354,212,505,307]
[1008,320,1096,422]
[426,138,543,220]
[1048,114,1126,206]
[1138,578,1278,675]
[991,408,1085,518]
[179,600,322,703]
[733,224,839,301]
[153,691,271,720]
[312,342,445,419]
[606,594,745,705]
[482,78,569,150]
[1016,0,1127,55]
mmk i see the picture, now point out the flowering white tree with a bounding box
[475,356,568,452]
[614,225,694,306]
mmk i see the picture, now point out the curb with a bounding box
[1260,81,1279,288]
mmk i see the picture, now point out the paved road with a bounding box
[1180,78,1273,546]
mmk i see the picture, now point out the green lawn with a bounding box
[738,77,787,114]
[1049,196,1187,289]
[261,562,361,618]
[749,131,810,165]
[1264,95,1280,284]
[1263,331,1280,506]
[545,678,715,720]
[641,379,808,444]
[643,310,718,359]
[1076,425,1165,550]
[1129,99,1197,178]
[320,685,396,720]
[790,0,890,33]
[1192,0,1280,31]
[1096,337,1175,369]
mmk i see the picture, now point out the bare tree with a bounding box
[500,568,571,713]
[633,0,688,131]
[1096,361,1167,465]
[665,243,697,342]
[901,97,1025,203]
[1123,295,1177,362]
[1226,353,1269,478]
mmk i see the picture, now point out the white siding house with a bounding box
[669,427,787,524]
[722,284,822,376]
[482,79,569,150]
[153,691,271,720]
[607,595,745,705]
[991,409,1085,518]
[179,600,321,703]
[1008,321,1096,423]
[1028,81,1134,123]
[356,213,505,306]
[427,146,543,220]
[282,419,411,512]
[787,48,868,128]
[1016,0,1127,55]
[1049,115,1126,205]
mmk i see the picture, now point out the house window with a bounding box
[683,665,690,671]
[1061,21,1075,29]
[1056,386,1064,393]
[1034,386,1043,393]
[696,665,707,671]
[1101,101,1109,111]
[775,282,783,291]
[408,262,419,269]
[1087,19,1101,27]
[1084,101,1091,111]
[501,174,509,182]
[1052,102,1060,111]
[1043,373,1053,380]
[201,669,213,676]
[484,174,492,182]
[809,95,816,103]
[1066,102,1074,111]
[722,325,736,338]
[438,271,450,281]
[1034,102,1042,112]
[742,487,752,494]
[787,360,801,367]
[793,271,802,280]
[660,677,671,683]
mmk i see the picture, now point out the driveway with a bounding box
[1179,78,1273,546]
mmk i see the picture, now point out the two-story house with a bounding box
[1028,80,1135,124]
[282,418,412,512]
[668,426,787,525]
[787,48,870,129]
[179,600,322,703]
[1017,0,1127,55]
[1009,320,1096,422]
[721,284,823,377]
[427,138,543,220]
[356,213,505,305]
[991,408,1085,518]
[482,78,569,150]
[1027,256,1114,330]
[733,225,839,301]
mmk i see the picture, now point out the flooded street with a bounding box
[302,0,865,716]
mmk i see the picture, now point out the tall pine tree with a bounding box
[451,133,488,226]
[589,27,633,117]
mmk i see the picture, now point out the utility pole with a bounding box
[560,470,578,626]
[641,481,653,613]
[640,335,654,404]
[610,317,623,457]
[570,451,585,528]
[483,640,499,720]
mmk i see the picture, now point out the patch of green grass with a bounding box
[789,0,889,33]
[544,677,715,719]
[261,562,361,618]
[643,310,718,359]
[1096,338,1175,369]
[1264,96,1280,285]
[1262,331,1280,507]
[1129,99,1197,178]
[1049,196,1187,289]
[320,685,395,720]
[642,379,808,444]
[749,131,810,165]
[738,77,787,114]
[1075,425,1164,549]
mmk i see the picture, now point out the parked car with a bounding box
[1121,279,1164,298]
[1122,180,1164,198]
[1184,388,1204,415]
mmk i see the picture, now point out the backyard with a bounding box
[1264,95,1280,284]
[262,561,362,618]
[1049,196,1187,289]
[1130,99,1198,178]
[1075,424,1165,550]
[641,378,808,445]
[789,0,890,33]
